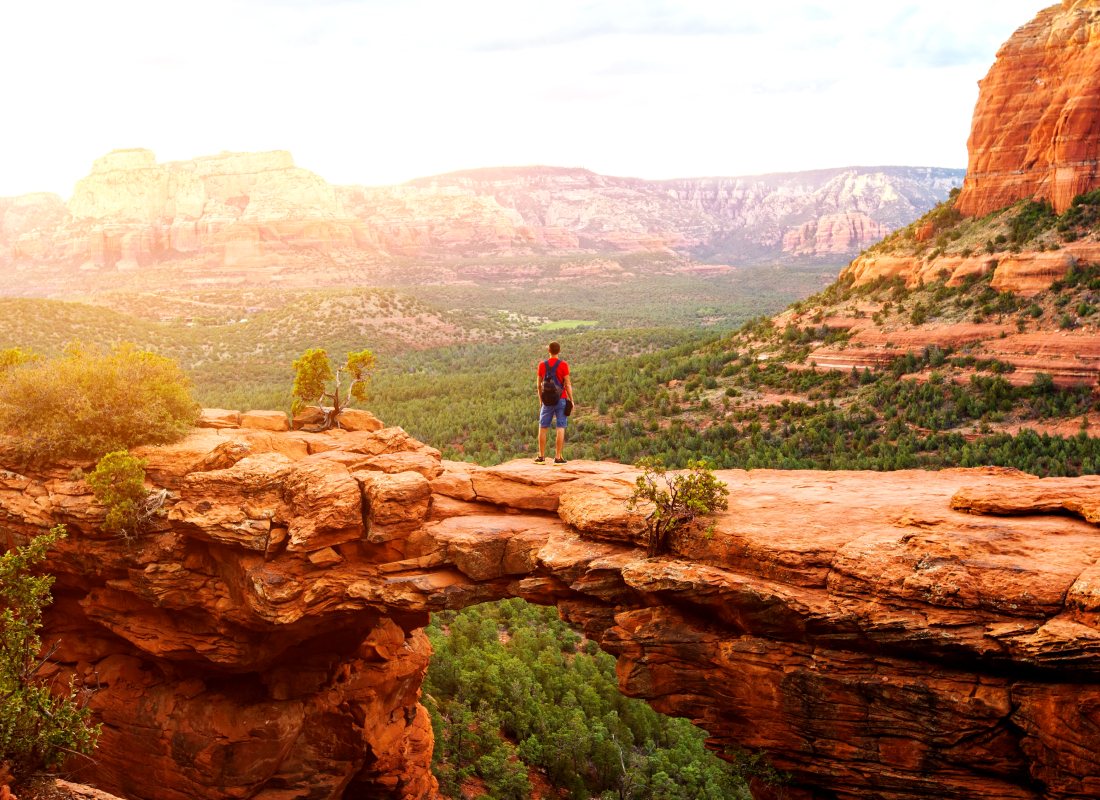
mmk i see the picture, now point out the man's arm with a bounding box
[564,375,575,403]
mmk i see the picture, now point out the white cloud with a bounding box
[0,0,1043,197]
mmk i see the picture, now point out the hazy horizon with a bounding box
[3,0,1043,197]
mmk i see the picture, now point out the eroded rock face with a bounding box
[3,422,1100,799]
[1,156,961,282]
[6,148,373,273]
[842,240,1100,295]
[805,322,1100,389]
[782,213,891,257]
[957,1,1100,217]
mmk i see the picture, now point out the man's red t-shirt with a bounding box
[539,358,570,398]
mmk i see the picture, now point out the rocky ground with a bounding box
[3,408,1100,799]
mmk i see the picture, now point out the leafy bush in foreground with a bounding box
[0,526,100,787]
[0,343,199,461]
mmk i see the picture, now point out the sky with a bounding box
[2,0,1047,197]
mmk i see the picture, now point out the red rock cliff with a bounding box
[3,421,1100,799]
[957,1,1100,217]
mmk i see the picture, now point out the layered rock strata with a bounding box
[8,149,378,272]
[782,213,891,257]
[957,0,1100,217]
[842,241,1100,295]
[2,155,961,279]
[3,421,1100,799]
[805,323,1100,389]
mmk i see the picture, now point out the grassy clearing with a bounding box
[537,320,599,331]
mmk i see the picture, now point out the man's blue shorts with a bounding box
[539,398,568,429]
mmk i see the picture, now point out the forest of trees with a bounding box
[424,600,752,800]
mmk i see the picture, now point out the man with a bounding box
[535,341,574,465]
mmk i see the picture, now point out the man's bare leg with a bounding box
[538,427,549,458]
[555,427,565,460]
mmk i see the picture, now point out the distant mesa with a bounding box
[0,148,962,285]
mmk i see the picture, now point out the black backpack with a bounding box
[540,359,564,406]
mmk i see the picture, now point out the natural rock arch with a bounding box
[3,422,1100,800]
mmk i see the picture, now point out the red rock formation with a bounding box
[842,241,1100,295]
[2,149,379,273]
[957,1,1100,217]
[782,213,891,256]
[805,321,1100,389]
[5,422,1100,798]
[1,158,961,288]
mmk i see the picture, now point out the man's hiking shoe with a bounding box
[534,456,548,465]
[554,457,568,466]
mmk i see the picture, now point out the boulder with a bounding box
[431,471,477,501]
[307,546,343,568]
[283,460,363,552]
[358,450,444,479]
[355,470,432,528]
[336,408,384,432]
[292,407,384,432]
[240,410,289,432]
[291,406,328,430]
[197,408,240,429]
[557,478,647,543]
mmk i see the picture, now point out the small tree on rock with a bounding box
[291,348,377,431]
[86,452,162,543]
[627,458,729,558]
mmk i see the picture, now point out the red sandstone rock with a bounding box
[807,323,1100,389]
[291,406,384,433]
[335,408,385,432]
[6,432,1100,799]
[782,213,890,257]
[240,410,290,432]
[282,460,363,553]
[196,408,240,429]
[958,1,1100,217]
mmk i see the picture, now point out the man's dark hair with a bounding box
[549,341,561,355]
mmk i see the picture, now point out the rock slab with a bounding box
[3,429,1100,799]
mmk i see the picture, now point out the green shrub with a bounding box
[0,526,100,787]
[0,349,39,372]
[628,458,729,557]
[87,452,152,541]
[0,343,199,462]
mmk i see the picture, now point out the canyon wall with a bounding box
[782,213,891,257]
[0,155,960,281]
[373,165,961,262]
[2,418,1100,799]
[6,148,378,273]
[957,0,1100,217]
